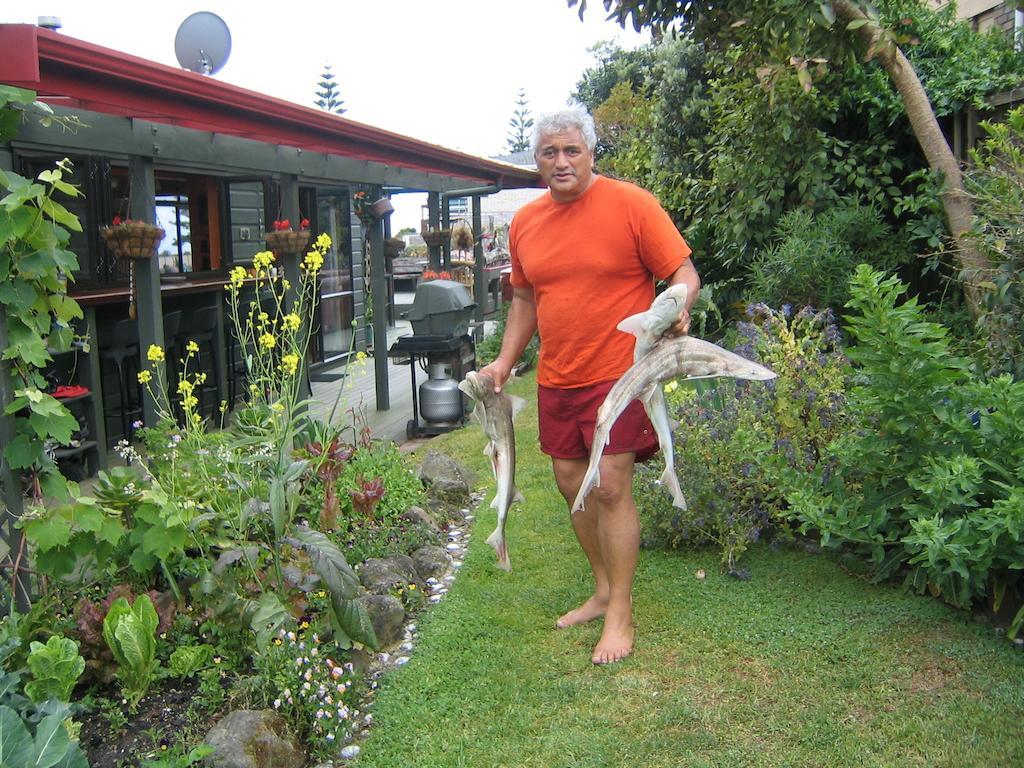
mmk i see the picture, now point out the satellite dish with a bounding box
[174,12,231,76]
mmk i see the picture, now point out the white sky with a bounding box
[8,2,648,230]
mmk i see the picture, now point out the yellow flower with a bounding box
[258,312,270,326]
[252,250,275,271]
[354,351,367,362]
[186,341,199,355]
[315,233,332,250]
[282,313,301,332]
[178,380,194,395]
[271,402,285,413]
[228,266,247,288]
[664,380,679,394]
[282,279,292,291]
[281,353,300,376]
[147,345,164,363]
[302,251,324,275]
[259,333,276,350]
[137,370,152,384]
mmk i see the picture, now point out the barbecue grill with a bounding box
[388,279,477,440]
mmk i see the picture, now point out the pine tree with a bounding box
[314,65,346,115]
[505,88,533,153]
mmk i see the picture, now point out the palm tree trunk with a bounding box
[832,0,989,316]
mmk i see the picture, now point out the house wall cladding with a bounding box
[228,182,266,265]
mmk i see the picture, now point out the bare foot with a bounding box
[555,595,607,629]
[591,607,633,665]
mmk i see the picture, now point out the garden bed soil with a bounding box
[80,677,229,768]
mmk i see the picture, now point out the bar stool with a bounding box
[182,305,222,418]
[99,318,141,443]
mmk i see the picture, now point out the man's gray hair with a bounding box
[532,105,598,155]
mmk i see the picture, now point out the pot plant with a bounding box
[265,218,311,256]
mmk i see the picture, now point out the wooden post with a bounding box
[441,197,451,269]
[472,194,485,340]
[128,156,164,427]
[278,173,310,402]
[0,318,31,612]
[83,307,108,470]
[427,192,441,270]
[370,213,390,411]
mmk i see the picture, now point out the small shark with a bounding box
[458,371,526,570]
[571,335,776,514]
[617,285,691,509]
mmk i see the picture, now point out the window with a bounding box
[155,194,192,273]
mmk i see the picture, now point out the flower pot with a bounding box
[370,197,394,218]
[265,229,311,256]
[100,222,165,260]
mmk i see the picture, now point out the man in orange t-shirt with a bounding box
[478,105,700,665]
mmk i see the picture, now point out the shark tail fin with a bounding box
[659,464,688,510]
[486,527,511,571]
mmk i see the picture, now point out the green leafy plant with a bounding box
[0,701,88,768]
[967,104,1024,379]
[138,742,215,768]
[746,200,911,310]
[636,303,849,572]
[166,644,215,680]
[102,594,159,711]
[780,266,1024,616]
[24,634,84,704]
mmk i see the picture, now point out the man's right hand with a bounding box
[477,359,513,393]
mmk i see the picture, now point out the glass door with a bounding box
[313,189,355,364]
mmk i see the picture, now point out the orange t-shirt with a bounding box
[509,175,691,388]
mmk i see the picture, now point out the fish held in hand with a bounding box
[458,371,526,571]
[617,284,690,361]
[571,335,776,514]
[617,284,690,509]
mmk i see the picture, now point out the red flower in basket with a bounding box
[272,219,291,231]
[112,215,123,226]
[300,218,310,230]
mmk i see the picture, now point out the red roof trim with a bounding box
[0,25,540,188]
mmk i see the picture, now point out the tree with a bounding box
[568,0,996,316]
[505,88,534,153]
[314,65,346,115]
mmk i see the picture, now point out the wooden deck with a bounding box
[308,320,493,448]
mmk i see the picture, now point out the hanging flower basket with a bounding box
[421,229,451,248]
[384,237,406,258]
[100,220,165,260]
[265,229,311,256]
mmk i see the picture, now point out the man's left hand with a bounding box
[665,309,691,337]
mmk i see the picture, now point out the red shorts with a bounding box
[537,379,659,462]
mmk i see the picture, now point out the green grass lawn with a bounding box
[353,372,1024,768]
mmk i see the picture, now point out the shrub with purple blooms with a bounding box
[635,304,849,572]
[252,628,362,759]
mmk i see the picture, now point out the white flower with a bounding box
[273,699,281,708]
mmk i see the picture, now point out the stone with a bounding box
[418,450,473,501]
[204,709,305,768]
[358,554,424,595]
[401,505,441,536]
[340,745,361,759]
[359,594,406,649]
[410,545,451,580]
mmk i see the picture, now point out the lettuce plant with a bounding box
[24,635,84,704]
[102,594,159,711]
